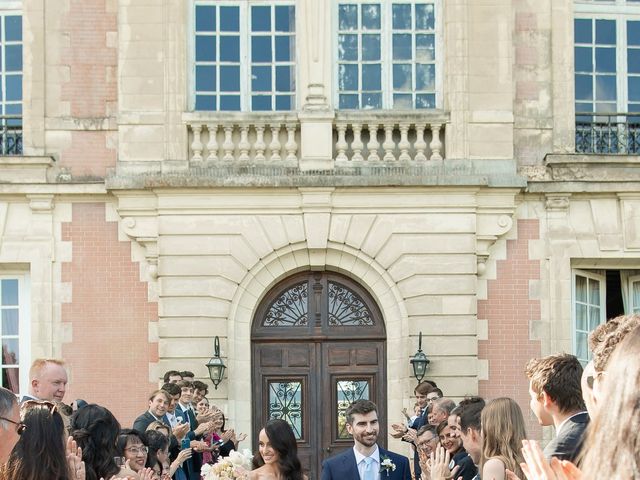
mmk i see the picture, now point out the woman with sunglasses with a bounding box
[2,400,74,480]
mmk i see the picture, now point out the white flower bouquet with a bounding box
[201,449,253,480]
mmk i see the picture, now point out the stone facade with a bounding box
[2,0,639,455]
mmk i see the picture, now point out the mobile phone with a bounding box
[181,438,190,450]
[213,439,224,446]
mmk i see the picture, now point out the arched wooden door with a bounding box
[251,271,387,480]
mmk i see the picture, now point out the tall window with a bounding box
[193,2,296,112]
[0,276,29,394]
[0,11,22,155]
[336,1,438,110]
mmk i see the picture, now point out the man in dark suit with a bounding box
[322,400,411,480]
[132,389,171,432]
[525,353,589,462]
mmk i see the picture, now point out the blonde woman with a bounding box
[481,398,527,480]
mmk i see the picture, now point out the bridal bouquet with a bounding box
[201,449,253,480]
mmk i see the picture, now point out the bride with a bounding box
[249,419,307,480]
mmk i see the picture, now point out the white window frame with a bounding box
[574,0,640,114]
[332,0,443,110]
[0,273,30,396]
[0,6,23,119]
[628,274,640,312]
[572,269,606,365]
[189,0,298,112]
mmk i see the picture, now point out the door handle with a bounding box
[324,446,332,453]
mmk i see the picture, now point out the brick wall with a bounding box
[61,203,158,427]
[478,219,542,440]
[59,0,117,177]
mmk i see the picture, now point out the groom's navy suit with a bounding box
[321,446,411,480]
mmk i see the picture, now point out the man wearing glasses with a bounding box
[0,386,23,464]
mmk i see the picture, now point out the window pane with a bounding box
[362,92,382,109]
[275,6,295,32]
[196,66,216,92]
[1,368,19,394]
[220,6,239,32]
[276,66,294,92]
[575,275,587,302]
[275,95,292,110]
[415,4,435,30]
[575,19,592,44]
[416,63,435,90]
[575,75,593,101]
[362,34,381,61]
[252,6,271,32]
[629,21,640,46]
[339,4,358,31]
[195,95,216,110]
[633,281,640,312]
[596,19,616,45]
[392,4,412,30]
[576,333,588,361]
[4,16,21,41]
[339,64,358,91]
[220,66,240,91]
[268,381,303,439]
[5,45,22,72]
[252,36,272,62]
[195,36,216,62]
[576,303,587,331]
[589,306,601,330]
[339,94,359,109]
[575,47,593,72]
[393,34,412,60]
[629,50,640,74]
[6,75,21,101]
[588,278,600,305]
[629,77,640,101]
[1,280,18,306]
[219,36,240,62]
[394,93,412,109]
[361,4,381,30]
[1,339,19,364]
[416,93,435,109]
[393,63,412,91]
[220,95,240,111]
[337,380,370,439]
[595,47,616,73]
[339,34,358,61]
[595,102,616,113]
[1,310,18,335]
[416,34,435,62]
[252,95,272,111]
[252,66,272,92]
[362,64,381,90]
[595,75,617,101]
[195,5,216,32]
[275,35,294,62]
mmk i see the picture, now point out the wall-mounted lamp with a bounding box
[206,336,227,390]
[410,331,430,384]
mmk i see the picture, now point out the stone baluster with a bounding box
[382,125,395,162]
[351,123,364,162]
[254,125,266,162]
[223,126,234,162]
[238,125,251,163]
[336,124,348,163]
[429,123,443,161]
[285,125,298,164]
[398,123,411,162]
[206,124,219,162]
[366,124,380,162]
[191,124,203,162]
[269,125,282,162]
[414,123,427,162]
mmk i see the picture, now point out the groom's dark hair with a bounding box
[345,400,377,424]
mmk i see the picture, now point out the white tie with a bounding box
[363,456,376,480]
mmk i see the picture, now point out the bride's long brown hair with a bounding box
[580,325,640,480]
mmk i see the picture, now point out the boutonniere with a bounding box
[379,455,397,476]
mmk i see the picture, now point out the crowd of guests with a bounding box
[0,313,639,479]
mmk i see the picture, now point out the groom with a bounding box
[321,400,411,480]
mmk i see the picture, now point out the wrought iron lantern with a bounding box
[206,336,227,390]
[410,331,430,384]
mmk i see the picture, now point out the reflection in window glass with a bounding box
[194,2,295,111]
[337,380,370,439]
[0,278,21,393]
[268,381,303,439]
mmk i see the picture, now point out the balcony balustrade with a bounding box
[0,116,22,156]
[575,113,640,155]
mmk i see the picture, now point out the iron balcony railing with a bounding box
[575,112,640,155]
[0,115,22,155]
